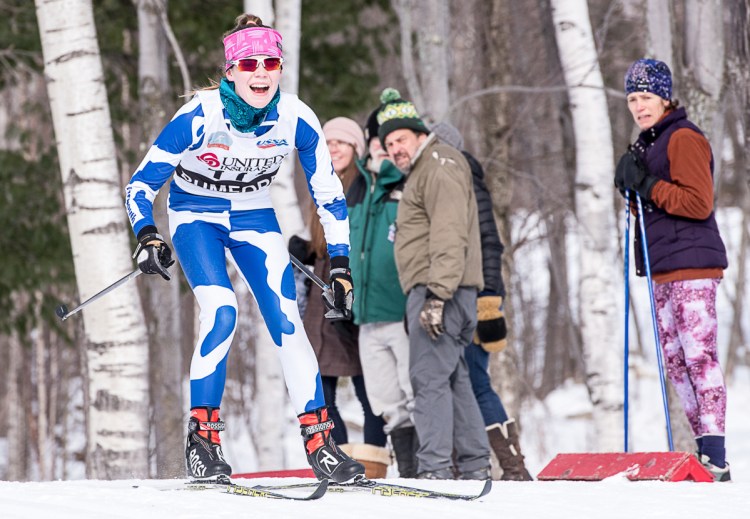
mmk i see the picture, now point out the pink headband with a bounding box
[223,27,283,69]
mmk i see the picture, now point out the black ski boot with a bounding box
[299,407,365,483]
[185,407,232,480]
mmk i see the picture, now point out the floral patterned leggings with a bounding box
[654,278,726,437]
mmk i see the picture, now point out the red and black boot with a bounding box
[299,407,365,483]
[185,407,232,480]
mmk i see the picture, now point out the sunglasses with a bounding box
[229,57,284,72]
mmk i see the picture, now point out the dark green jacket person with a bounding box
[347,158,406,325]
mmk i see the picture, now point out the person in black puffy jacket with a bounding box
[432,122,533,481]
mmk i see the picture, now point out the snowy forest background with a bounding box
[1,0,749,482]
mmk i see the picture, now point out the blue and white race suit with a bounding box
[125,89,349,413]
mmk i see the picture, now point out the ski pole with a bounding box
[634,193,674,450]
[623,190,631,452]
[56,268,142,321]
[289,254,345,320]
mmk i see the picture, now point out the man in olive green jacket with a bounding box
[377,88,490,480]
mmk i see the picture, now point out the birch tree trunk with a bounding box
[725,0,750,383]
[245,0,305,470]
[6,294,28,480]
[413,0,450,122]
[33,296,51,480]
[246,0,274,26]
[136,0,185,478]
[653,0,726,454]
[682,0,724,139]
[391,0,425,113]
[646,0,674,67]
[35,0,150,479]
[471,0,526,422]
[639,0,698,453]
[551,0,622,452]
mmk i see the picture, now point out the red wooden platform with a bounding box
[537,452,713,482]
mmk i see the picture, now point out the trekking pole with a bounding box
[634,193,674,450]
[56,268,142,321]
[289,254,345,320]
[623,190,631,452]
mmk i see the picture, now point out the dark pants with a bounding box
[322,375,387,447]
[465,342,509,425]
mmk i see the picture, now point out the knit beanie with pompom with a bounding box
[376,88,429,146]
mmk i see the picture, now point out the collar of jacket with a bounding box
[356,156,403,189]
[637,107,686,147]
[409,132,437,170]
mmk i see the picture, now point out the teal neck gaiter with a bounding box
[219,78,280,134]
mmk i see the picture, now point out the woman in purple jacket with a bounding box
[615,58,730,481]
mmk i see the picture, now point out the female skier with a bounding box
[125,13,363,484]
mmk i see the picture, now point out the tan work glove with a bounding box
[474,295,507,353]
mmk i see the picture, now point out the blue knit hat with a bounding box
[624,59,672,100]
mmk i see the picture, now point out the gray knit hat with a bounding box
[431,121,464,150]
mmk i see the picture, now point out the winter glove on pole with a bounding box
[133,230,174,280]
[614,152,630,197]
[614,146,659,201]
[329,256,354,319]
[288,235,315,265]
[474,295,508,352]
[419,290,445,340]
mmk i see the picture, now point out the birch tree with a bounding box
[682,0,724,140]
[135,0,184,478]
[676,0,725,452]
[551,0,622,452]
[35,0,150,478]
[390,0,450,123]
[646,0,674,67]
[724,0,750,383]
[413,0,450,122]
[640,0,695,454]
[6,307,27,480]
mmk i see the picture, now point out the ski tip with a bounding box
[311,479,329,499]
[477,479,492,498]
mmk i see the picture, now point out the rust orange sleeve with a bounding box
[650,128,714,219]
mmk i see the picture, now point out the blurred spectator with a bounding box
[432,121,533,481]
[291,117,389,478]
[347,106,417,477]
[379,88,491,480]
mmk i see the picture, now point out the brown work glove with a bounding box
[419,290,445,340]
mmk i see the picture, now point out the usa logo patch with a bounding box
[258,138,288,149]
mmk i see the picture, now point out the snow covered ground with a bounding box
[0,464,745,519]
[2,366,747,518]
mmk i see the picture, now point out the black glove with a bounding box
[419,290,445,340]
[133,230,174,280]
[475,295,507,353]
[288,235,314,264]
[615,147,658,201]
[329,256,354,319]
